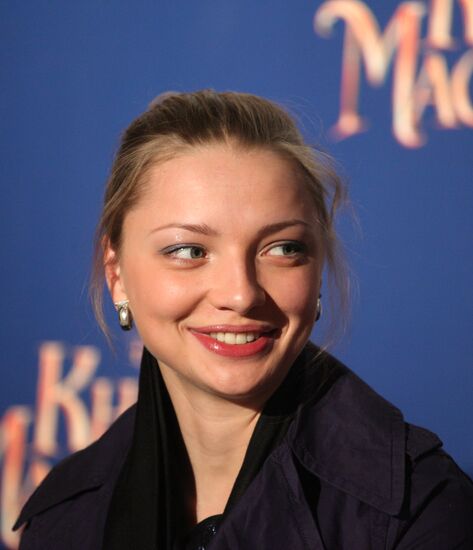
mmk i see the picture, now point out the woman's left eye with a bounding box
[266,241,306,257]
[164,246,206,260]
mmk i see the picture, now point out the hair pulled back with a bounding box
[91,90,349,342]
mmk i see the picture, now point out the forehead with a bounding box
[127,144,319,233]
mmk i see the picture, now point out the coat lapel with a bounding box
[290,365,406,516]
[213,443,326,549]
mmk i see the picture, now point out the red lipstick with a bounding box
[189,325,275,358]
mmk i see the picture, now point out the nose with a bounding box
[208,255,266,315]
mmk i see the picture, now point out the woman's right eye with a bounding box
[163,245,206,260]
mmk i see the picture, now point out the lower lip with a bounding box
[191,331,273,357]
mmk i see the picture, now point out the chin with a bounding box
[200,364,286,404]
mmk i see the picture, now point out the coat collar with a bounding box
[289,348,407,515]
[13,405,136,530]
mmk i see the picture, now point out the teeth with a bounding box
[224,333,236,344]
[235,333,247,344]
[207,332,260,345]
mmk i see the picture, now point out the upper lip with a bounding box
[190,324,275,334]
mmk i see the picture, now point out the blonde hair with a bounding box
[91,90,349,343]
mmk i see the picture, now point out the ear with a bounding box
[103,239,128,305]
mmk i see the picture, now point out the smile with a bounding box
[209,332,258,344]
[189,326,276,358]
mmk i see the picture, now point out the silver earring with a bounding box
[316,294,322,322]
[115,300,133,331]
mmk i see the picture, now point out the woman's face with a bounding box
[107,143,324,405]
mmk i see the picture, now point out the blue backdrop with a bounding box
[1,1,472,548]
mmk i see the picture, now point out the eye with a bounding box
[163,245,206,260]
[266,241,307,257]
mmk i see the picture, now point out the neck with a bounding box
[160,367,263,523]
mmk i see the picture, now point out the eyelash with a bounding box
[162,245,206,260]
[265,241,307,257]
[161,241,307,261]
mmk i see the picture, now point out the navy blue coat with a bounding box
[14,358,473,549]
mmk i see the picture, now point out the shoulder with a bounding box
[14,405,136,537]
[391,423,473,548]
[292,345,473,547]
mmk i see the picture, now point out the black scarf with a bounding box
[102,344,336,550]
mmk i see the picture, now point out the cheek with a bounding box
[268,269,320,321]
[123,262,201,323]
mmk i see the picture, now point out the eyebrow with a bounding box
[148,219,311,238]
[148,223,218,237]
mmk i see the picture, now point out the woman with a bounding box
[15,91,473,549]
